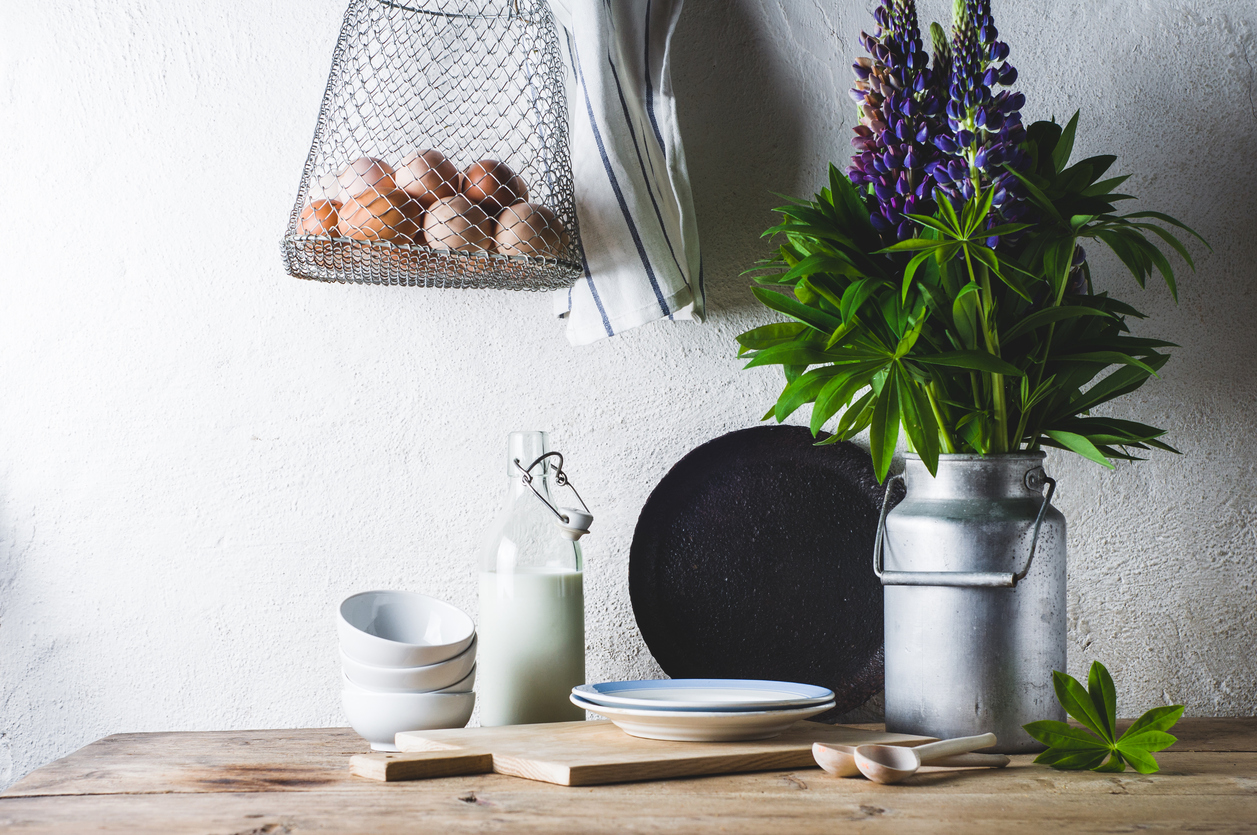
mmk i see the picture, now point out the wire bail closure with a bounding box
[513,452,593,540]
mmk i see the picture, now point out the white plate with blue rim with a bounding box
[571,679,835,713]
[569,692,836,742]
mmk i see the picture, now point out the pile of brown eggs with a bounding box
[298,152,570,260]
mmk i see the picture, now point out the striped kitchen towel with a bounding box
[548,0,704,345]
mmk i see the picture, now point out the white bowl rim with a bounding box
[338,633,477,673]
[338,590,475,652]
[436,664,476,693]
[341,673,477,700]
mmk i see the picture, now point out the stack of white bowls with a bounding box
[338,590,477,751]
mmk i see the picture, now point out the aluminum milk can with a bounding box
[876,453,1066,753]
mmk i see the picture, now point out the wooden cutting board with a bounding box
[349,720,933,786]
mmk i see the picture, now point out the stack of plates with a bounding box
[570,679,836,742]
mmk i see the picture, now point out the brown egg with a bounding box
[395,150,462,209]
[462,160,528,214]
[422,194,493,252]
[317,171,343,203]
[337,157,397,201]
[338,189,421,243]
[493,202,569,258]
[300,199,342,236]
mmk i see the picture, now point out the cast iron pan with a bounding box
[629,425,902,720]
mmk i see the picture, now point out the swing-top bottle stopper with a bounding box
[514,452,594,541]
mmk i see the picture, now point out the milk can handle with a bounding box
[872,470,1057,588]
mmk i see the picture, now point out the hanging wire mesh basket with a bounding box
[282,0,581,290]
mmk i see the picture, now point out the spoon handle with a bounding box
[911,732,998,761]
[926,752,1010,768]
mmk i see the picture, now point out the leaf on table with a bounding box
[1123,704,1186,738]
[1023,662,1183,774]
[1088,661,1118,740]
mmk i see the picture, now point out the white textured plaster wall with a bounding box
[2,0,1255,787]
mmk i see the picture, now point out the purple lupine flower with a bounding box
[847,0,948,242]
[926,0,1031,232]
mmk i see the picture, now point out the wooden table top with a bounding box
[3,718,1255,833]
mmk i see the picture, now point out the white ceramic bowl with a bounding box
[338,590,475,668]
[340,634,477,692]
[341,687,475,751]
[436,664,475,693]
[341,666,476,695]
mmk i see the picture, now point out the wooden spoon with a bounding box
[854,733,998,784]
[813,741,1009,778]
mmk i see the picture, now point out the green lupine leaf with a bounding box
[751,286,843,334]
[824,320,859,350]
[1129,223,1196,271]
[1127,231,1179,301]
[810,369,877,435]
[936,188,963,231]
[1052,670,1113,742]
[1055,351,1159,376]
[914,350,1024,376]
[951,286,979,350]
[840,278,877,323]
[1003,305,1112,342]
[742,344,833,369]
[1036,748,1110,770]
[1065,355,1168,416]
[1117,730,1177,755]
[774,366,843,421]
[963,187,997,238]
[833,389,875,439]
[1068,154,1117,180]
[1023,721,1109,751]
[1083,174,1131,197]
[1113,744,1160,775]
[1027,119,1063,174]
[804,269,850,298]
[1121,210,1211,249]
[880,238,946,252]
[1122,705,1186,738]
[982,222,1035,238]
[1092,753,1128,773]
[869,371,900,483]
[897,365,939,475]
[1003,164,1064,224]
[1094,228,1150,288]
[905,213,957,236]
[1052,110,1080,172]
[1088,661,1118,740]
[736,322,807,353]
[1024,662,1182,774]
[901,249,936,302]
[1043,430,1115,468]
[779,252,855,285]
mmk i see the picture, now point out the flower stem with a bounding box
[968,254,1008,453]
[927,383,957,453]
[1022,237,1078,450]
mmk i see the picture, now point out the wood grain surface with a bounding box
[3,719,1254,834]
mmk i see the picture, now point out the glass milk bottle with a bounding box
[478,431,587,726]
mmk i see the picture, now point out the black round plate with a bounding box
[629,426,898,719]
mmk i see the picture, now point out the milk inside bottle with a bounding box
[478,431,586,726]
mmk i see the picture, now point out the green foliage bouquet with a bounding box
[737,0,1206,482]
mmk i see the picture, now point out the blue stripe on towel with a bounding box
[643,0,667,152]
[567,34,672,318]
[607,57,686,294]
[579,240,614,337]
